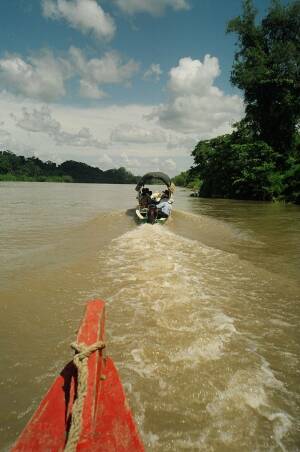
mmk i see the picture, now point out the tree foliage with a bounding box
[0,151,140,184]
[172,171,189,187]
[227,0,300,157]
[191,123,282,200]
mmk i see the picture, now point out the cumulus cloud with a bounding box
[150,55,244,136]
[169,55,220,95]
[97,153,113,169]
[164,158,176,171]
[42,0,116,40]
[0,51,71,101]
[111,124,166,143]
[140,156,177,175]
[79,80,106,99]
[70,47,139,98]
[119,151,141,170]
[55,126,103,147]
[14,105,60,133]
[110,123,196,153]
[113,0,190,15]
[166,133,197,150]
[0,47,139,101]
[14,105,104,148]
[0,121,11,138]
[143,64,162,81]
[0,92,193,175]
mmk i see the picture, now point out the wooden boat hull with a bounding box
[12,300,144,451]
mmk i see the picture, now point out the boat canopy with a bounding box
[135,172,171,191]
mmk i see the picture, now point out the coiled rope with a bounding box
[64,341,106,452]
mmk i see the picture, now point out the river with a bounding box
[0,182,299,451]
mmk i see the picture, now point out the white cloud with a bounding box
[70,47,139,98]
[119,151,141,170]
[166,133,197,150]
[0,47,139,101]
[111,124,166,143]
[0,51,71,101]
[143,63,162,81]
[70,47,139,84]
[0,121,11,138]
[134,156,178,175]
[169,55,220,95]
[42,0,116,40]
[165,158,176,171]
[14,105,60,133]
[150,55,244,136]
[110,123,198,158]
[0,92,194,175]
[14,105,104,148]
[55,126,103,147]
[97,153,113,169]
[79,80,106,99]
[113,0,190,15]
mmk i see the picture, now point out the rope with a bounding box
[64,341,106,452]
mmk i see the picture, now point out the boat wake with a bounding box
[91,222,296,451]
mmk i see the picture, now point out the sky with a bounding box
[0,0,277,176]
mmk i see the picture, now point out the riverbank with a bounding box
[0,173,72,182]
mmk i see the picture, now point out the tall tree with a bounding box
[227,0,300,163]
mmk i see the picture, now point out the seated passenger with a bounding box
[139,188,152,208]
[145,190,153,206]
[156,191,172,219]
[139,188,147,207]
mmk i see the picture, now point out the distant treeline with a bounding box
[174,0,300,204]
[0,151,140,184]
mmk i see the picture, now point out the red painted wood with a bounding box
[12,299,144,451]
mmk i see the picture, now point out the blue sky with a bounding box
[0,0,278,175]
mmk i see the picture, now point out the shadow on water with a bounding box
[125,208,136,219]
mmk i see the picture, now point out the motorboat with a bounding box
[135,172,175,224]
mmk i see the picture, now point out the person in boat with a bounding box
[156,190,172,219]
[139,188,152,208]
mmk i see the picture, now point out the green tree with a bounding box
[60,160,104,183]
[227,0,300,161]
[191,123,281,200]
[172,171,189,187]
[282,154,300,203]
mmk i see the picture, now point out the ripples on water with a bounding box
[92,221,299,451]
[0,184,299,451]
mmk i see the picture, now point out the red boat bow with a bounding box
[12,300,144,451]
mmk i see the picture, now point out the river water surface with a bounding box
[0,182,299,451]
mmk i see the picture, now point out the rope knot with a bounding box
[64,340,106,451]
[71,341,105,363]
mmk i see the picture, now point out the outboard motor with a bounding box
[147,204,158,224]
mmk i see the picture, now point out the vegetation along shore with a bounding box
[0,151,139,184]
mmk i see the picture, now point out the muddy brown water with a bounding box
[0,182,299,451]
